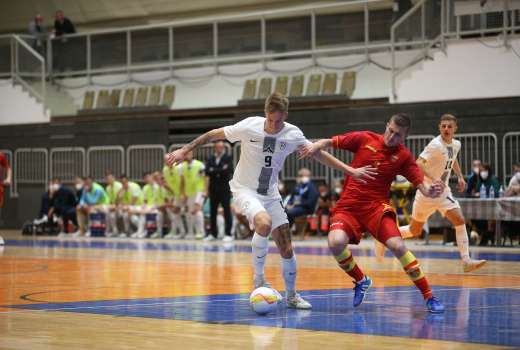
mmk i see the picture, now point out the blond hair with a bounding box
[440,113,457,124]
[265,92,289,114]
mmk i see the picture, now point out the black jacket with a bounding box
[51,186,77,215]
[54,18,76,36]
[206,153,233,193]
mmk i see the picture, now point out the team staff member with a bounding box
[205,141,234,242]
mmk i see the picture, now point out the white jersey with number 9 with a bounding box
[224,116,309,199]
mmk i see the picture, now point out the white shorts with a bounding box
[186,192,205,209]
[233,189,288,234]
[412,190,461,223]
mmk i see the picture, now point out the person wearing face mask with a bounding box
[50,178,78,237]
[476,164,500,198]
[506,163,520,197]
[465,159,481,198]
[285,168,319,227]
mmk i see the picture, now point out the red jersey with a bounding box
[0,152,9,186]
[332,131,423,207]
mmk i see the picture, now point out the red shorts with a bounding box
[330,201,399,244]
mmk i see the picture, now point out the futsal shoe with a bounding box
[203,235,215,242]
[149,231,162,239]
[426,296,445,313]
[287,292,312,309]
[374,240,386,262]
[463,259,487,273]
[222,235,234,242]
[0,236,4,245]
[352,275,372,307]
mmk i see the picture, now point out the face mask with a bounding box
[334,187,342,195]
[480,171,489,180]
[75,184,83,191]
[300,176,310,184]
[278,183,285,192]
[473,167,480,174]
[51,184,60,191]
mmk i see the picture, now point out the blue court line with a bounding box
[5,238,520,262]
[6,286,520,347]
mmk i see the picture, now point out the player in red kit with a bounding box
[299,114,445,313]
[0,152,12,246]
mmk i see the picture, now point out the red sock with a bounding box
[334,248,365,282]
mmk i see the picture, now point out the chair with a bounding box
[288,75,304,97]
[82,91,95,110]
[148,86,162,106]
[162,85,175,107]
[305,74,322,96]
[257,77,272,99]
[322,73,337,95]
[110,89,121,108]
[274,76,288,95]
[135,87,149,106]
[121,88,135,107]
[95,90,110,109]
[340,71,356,98]
[242,79,257,99]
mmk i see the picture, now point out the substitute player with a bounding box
[299,113,445,313]
[0,152,12,246]
[166,92,376,309]
[375,114,486,272]
[162,162,186,238]
[181,151,206,239]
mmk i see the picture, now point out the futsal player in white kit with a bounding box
[166,92,377,309]
[375,114,486,272]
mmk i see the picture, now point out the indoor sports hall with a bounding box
[0,1,519,349]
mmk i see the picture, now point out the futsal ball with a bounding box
[249,287,281,315]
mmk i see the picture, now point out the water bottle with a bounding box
[489,186,495,198]
[479,183,487,198]
[499,186,505,198]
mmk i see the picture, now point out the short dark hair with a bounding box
[389,113,411,130]
[440,113,457,124]
[120,174,128,180]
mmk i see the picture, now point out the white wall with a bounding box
[0,80,49,125]
[396,36,520,103]
[57,49,422,110]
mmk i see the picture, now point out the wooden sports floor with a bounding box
[0,230,519,350]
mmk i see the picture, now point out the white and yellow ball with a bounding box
[249,287,281,315]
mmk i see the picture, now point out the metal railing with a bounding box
[42,0,398,78]
[127,144,167,181]
[457,132,499,177]
[86,146,125,182]
[49,147,86,183]
[503,131,520,185]
[7,35,47,114]
[13,148,48,195]
[391,0,520,101]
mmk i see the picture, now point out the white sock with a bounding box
[123,212,130,233]
[109,212,118,233]
[455,224,470,261]
[186,213,194,234]
[195,211,204,234]
[156,212,164,233]
[138,215,145,233]
[282,254,297,295]
[252,233,269,280]
[399,225,414,239]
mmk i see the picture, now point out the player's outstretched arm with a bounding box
[417,157,446,191]
[298,139,332,159]
[311,150,377,184]
[165,128,226,166]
